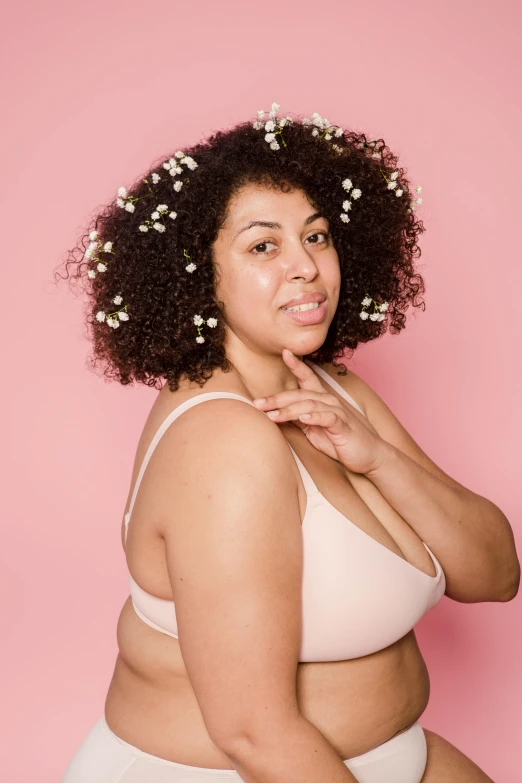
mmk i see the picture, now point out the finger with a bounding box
[265,401,347,424]
[253,390,341,412]
[297,410,347,436]
[282,349,327,392]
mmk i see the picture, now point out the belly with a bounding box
[104,598,431,768]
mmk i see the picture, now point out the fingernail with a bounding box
[253,398,266,405]
[266,410,279,418]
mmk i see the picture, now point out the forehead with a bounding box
[223,182,316,227]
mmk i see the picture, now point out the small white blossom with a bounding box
[173,180,183,192]
[195,335,205,344]
[193,314,204,326]
[324,133,332,140]
[174,166,183,174]
[113,295,123,305]
[335,127,343,137]
[175,151,185,159]
[362,297,372,307]
[270,141,280,150]
[265,132,276,143]
[371,152,381,159]
[103,241,113,252]
[340,214,350,223]
[87,269,96,279]
[185,262,197,273]
[416,186,422,193]
[359,311,369,320]
[311,128,319,136]
[96,311,106,322]
[395,189,403,197]
[252,121,263,130]
[342,200,352,211]
[265,120,276,132]
[378,302,389,312]
[153,222,165,232]
[151,211,160,220]
[271,102,280,114]
[351,188,362,199]
[342,178,353,190]
[279,118,287,127]
[416,197,422,205]
[111,319,120,329]
[301,117,311,125]
[183,157,198,170]
[257,110,265,119]
[169,211,177,220]
[390,171,399,180]
[116,198,125,208]
[157,204,168,213]
[206,318,218,328]
[387,181,397,190]
[118,311,129,321]
[89,230,98,240]
[118,186,127,198]
[124,202,135,213]
[163,161,172,170]
[151,172,161,184]
[370,313,380,321]
[97,262,107,272]
[139,225,149,232]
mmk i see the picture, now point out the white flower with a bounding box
[378,302,389,312]
[340,214,350,223]
[175,166,183,174]
[206,317,218,328]
[96,311,106,322]
[370,313,380,321]
[301,117,311,125]
[195,335,205,344]
[89,230,98,240]
[173,180,183,192]
[185,262,197,273]
[124,202,135,213]
[395,189,403,197]
[359,311,369,320]
[84,242,97,258]
[157,204,168,213]
[279,118,287,127]
[342,200,352,211]
[87,269,96,279]
[169,211,177,220]
[116,198,125,208]
[193,314,204,326]
[118,186,127,198]
[151,211,160,220]
[271,102,280,114]
[311,128,319,136]
[390,171,399,180]
[113,295,123,305]
[362,297,372,306]
[416,197,422,205]
[111,319,120,329]
[270,141,280,150]
[416,186,422,193]
[183,157,197,170]
[106,317,114,327]
[175,151,185,158]
[265,120,276,132]
[371,152,381,159]
[252,121,263,130]
[342,178,353,190]
[163,161,172,170]
[387,181,397,190]
[153,222,165,232]
[103,241,113,252]
[351,188,362,199]
[265,133,276,143]
[257,110,265,119]
[335,127,343,137]
[151,172,161,184]
[118,311,129,321]
[324,133,332,140]
[97,262,107,272]
[139,225,149,232]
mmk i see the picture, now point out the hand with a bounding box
[252,349,386,475]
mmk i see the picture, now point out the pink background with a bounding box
[1,1,520,780]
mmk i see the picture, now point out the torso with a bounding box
[104,362,437,767]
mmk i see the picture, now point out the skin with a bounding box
[104,184,496,780]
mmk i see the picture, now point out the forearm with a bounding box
[220,714,358,783]
[362,443,519,601]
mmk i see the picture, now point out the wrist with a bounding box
[364,441,399,479]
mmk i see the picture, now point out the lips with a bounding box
[280,291,326,309]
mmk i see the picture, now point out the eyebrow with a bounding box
[232,212,325,241]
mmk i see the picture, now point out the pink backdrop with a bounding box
[1,1,520,780]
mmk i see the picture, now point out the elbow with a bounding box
[207,712,301,761]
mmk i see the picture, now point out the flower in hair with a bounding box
[252,102,293,149]
[193,313,218,344]
[359,295,389,321]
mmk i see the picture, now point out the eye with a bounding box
[249,231,330,256]
[250,240,277,256]
[306,231,330,245]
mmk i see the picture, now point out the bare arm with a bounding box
[160,399,359,782]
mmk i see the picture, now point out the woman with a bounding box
[58,104,519,782]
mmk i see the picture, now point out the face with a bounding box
[212,183,341,358]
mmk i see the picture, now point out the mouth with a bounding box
[280,300,327,324]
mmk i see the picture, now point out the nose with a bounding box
[283,240,320,282]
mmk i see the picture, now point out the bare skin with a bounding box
[104,184,497,780]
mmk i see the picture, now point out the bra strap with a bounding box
[124,392,256,541]
[286,444,320,496]
[304,360,366,417]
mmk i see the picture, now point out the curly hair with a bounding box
[55,113,426,392]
